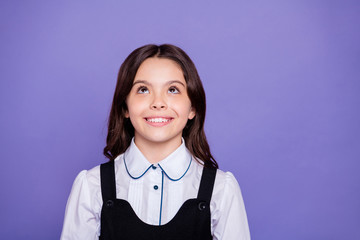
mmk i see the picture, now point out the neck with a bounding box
[133,137,182,164]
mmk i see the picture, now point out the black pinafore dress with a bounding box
[99,161,217,240]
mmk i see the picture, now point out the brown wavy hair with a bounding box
[103,44,218,169]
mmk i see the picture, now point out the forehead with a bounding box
[134,57,185,83]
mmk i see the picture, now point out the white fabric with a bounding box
[61,139,251,240]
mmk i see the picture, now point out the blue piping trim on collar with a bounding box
[159,171,164,226]
[123,156,153,180]
[158,157,192,181]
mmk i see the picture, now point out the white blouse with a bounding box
[60,139,250,240]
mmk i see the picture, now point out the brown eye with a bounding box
[168,86,179,94]
[137,86,149,94]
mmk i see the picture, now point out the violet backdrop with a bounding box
[0,0,359,239]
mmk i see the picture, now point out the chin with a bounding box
[138,133,182,146]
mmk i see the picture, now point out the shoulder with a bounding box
[214,169,241,191]
[66,156,124,211]
[72,163,100,184]
[212,169,245,207]
[191,159,242,193]
[80,164,101,188]
[191,159,243,202]
[68,164,101,204]
[74,156,123,187]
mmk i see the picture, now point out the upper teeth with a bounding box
[147,118,170,123]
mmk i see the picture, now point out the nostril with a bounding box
[151,104,166,109]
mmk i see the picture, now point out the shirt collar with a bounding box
[123,138,192,181]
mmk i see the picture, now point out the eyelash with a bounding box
[168,86,180,94]
[136,86,180,94]
[136,86,149,94]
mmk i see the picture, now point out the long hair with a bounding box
[104,44,218,169]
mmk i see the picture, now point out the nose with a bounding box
[151,93,167,110]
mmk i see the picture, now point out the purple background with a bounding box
[1,0,359,239]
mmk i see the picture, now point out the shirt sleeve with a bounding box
[60,170,101,240]
[211,171,251,240]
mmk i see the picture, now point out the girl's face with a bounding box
[126,57,196,149]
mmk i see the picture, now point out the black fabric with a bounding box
[99,161,217,240]
[197,167,217,202]
[100,160,116,201]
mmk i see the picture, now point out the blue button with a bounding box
[153,185,159,190]
[152,165,157,169]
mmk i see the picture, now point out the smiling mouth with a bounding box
[145,117,173,123]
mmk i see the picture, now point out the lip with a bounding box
[144,116,174,127]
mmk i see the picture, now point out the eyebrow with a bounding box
[133,80,185,87]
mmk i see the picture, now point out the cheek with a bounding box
[127,106,144,130]
[174,101,193,119]
[126,97,145,117]
[127,105,142,119]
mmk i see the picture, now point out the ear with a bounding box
[188,107,196,120]
[124,108,130,118]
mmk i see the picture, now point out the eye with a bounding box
[137,86,149,94]
[168,86,179,94]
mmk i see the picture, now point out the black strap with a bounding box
[197,166,217,202]
[100,161,117,201]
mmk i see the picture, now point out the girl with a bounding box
[61,44,250,240]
